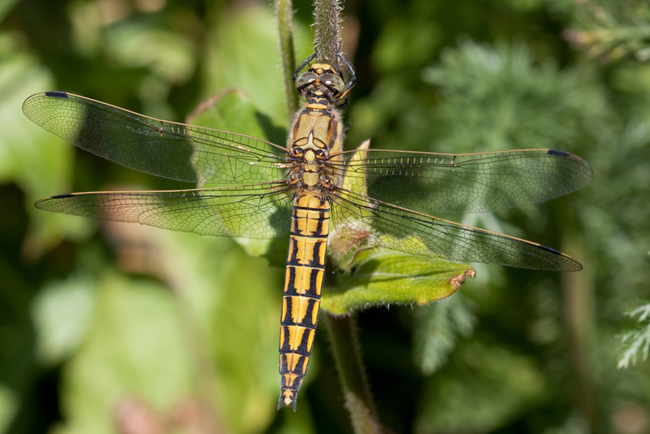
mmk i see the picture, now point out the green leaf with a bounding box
[187,88,287,158]
[413,294,476,375]
[31,274,96,366]
[327,150,475,316]
[186,89,289,260]
[0,384,18,433]
[204,4,313,127]
[423,40,599,153]
[373,18,442,72]
[416,340,545,432]
[57,273,194,434]
[0,0,19,22]
[140,229,281,431]
[0,39,93,257]
[618,302,650,368]
[51,225,283,433]
[328,140,375,270]
[106,23,196,84]
[321,251,474,315]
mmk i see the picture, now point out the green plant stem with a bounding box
[324,314,382,434]
[313,1,379,430]
[313,0,341,65]
[274,0,298,120]
[562,235,601,432]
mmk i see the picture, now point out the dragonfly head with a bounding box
[293,51,357,109]
[295,63,346,104]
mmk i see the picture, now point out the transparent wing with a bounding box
[332,149,593,214]
[35,182,293,238]
[23,92,288,185]
[331,188,582,271]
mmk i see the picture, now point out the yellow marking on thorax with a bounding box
[292,110,337,152]
[302,172,319,187]
[307,103,328,110]
[304,147,316,161]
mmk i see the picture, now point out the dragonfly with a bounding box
[22,51,593,411]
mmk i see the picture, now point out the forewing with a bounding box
[332,149,593,214]
[35,183,293,239]
[22,92,288,185]
[331,188,582,271]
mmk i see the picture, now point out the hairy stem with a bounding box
[274,0,299,120]
[313,0,341,66]
[324,314,382,434]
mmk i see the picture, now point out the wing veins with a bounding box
[331,188,582,271]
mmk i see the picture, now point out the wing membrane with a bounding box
[332,149,593,214]
[35,182,293,238]
[331,188,582,271]
[22,92,288,185]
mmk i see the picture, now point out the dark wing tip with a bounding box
[547,149,570,157]
[537,243,561,255]
[547,149,595,188]
[51,193,75,199]
[537,244,583,272]
[35,193,73,210]
[44,91,69,99]
[23,91,69,117]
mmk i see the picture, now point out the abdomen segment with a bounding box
[278,192,330,410]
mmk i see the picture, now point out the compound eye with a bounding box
[295,72,318,91]
[320,73,345,95]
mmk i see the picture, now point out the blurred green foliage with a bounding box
[1,0,650,433]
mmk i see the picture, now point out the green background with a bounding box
[1,0,649,433]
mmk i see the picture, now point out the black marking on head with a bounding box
[52,193,74,199]
[548,149,570,157]
[45,91,69,99]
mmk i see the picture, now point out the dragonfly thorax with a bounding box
[287,143,334,194]
[287,91,344,198]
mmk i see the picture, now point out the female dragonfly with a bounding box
[22,52,593,410]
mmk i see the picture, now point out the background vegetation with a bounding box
[1,0,650,433]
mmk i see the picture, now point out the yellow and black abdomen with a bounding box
[278,191,330,410]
